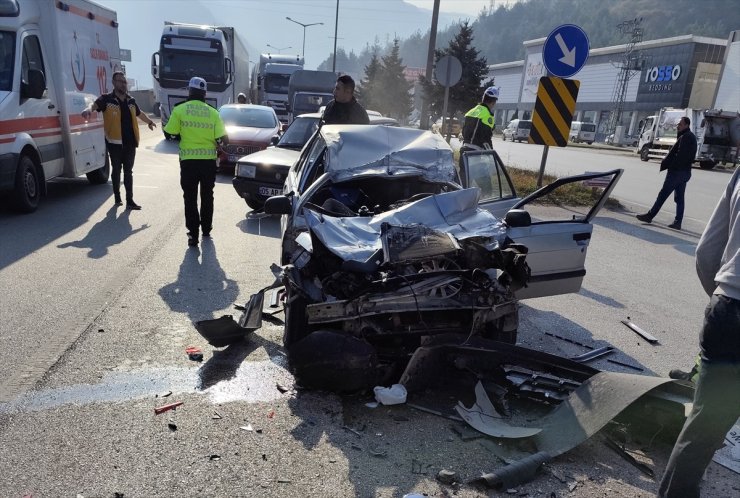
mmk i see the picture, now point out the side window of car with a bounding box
[466,152,514,202]
[298,136,327,193]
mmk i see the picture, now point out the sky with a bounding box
[95,0,513,89]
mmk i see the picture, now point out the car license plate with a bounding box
[259,186,282,197]
[228,154,240,162]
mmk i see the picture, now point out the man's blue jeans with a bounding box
[658,295,740,497]
[648,168,692,223]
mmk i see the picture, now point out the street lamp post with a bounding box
[285,17,323,59]
[266,44,292,54]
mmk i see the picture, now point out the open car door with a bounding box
[460,150,521,219]
[504,169,623,299]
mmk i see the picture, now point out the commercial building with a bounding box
[489,33,730,141]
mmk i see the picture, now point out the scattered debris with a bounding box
[407,402,463,422]
[603,437,655,477]
[471,451,551,490]
[451,423,485,441]
[368,446,388,457]
[267,410,275,419]
[212,411,222,420]
[209,454,221,461]
[97,328,104,333]
[621,318,659,344]
[240,424,254,432]
[194,314,253,348]
[185,346,203,362]
[568,481,578,492]
[544,331,594,349]
[154,401,183,415]
[342,425,363,437]
[437,469,457,485]
[456,382,542,439]
[167,422,177,431]
[156,391,172,398]
[365,402,379,409]
[570,346,615,363]
[712,421,740,475]
[374,384,407,405]
[276,382,289,393]
[545,465,568,483]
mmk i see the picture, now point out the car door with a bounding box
[504,169,623,299]
[460,150,520,219]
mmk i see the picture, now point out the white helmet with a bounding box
[483,86,500,100]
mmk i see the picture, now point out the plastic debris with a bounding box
[373,384,407,405]
[437,469,457,484]
[186,346,203,362]
[154,401,183,415]
[212,411,222,419]
[240,424,254,432]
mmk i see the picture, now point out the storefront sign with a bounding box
[643,64,681,91]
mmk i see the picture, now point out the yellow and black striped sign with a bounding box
[528,76,580,146]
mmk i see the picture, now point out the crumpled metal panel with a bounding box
[304,188,508,262]
[321,125,458,184]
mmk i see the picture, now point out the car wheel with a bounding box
[12,155,41,213]
[587,141,593,145]
[502,134,506,141]
[86,152,110,185]
[699,160,717,170]
[640,145,650,162]
[283,291,309,349]
[245,196,264,211]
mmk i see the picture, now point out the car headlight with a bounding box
[236,163,256,178]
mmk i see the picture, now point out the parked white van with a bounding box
[569,121,596,144]
[502,119,532,142]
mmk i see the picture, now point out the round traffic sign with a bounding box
[434,55,462,87]
[543,24,590,78]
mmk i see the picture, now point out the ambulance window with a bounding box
[21,35,45,95]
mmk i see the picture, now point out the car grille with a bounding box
[225,144,264,155]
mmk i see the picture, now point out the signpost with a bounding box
[532,24,590,185]
[434,55,462,141]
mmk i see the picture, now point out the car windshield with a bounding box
[220,107,277,128]
[0,31,14,92]
[278,116,319,149]
[264,73,291,93]
[581,123,596,132]
[519,121,532,129]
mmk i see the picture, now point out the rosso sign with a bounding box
[644,64,681,83]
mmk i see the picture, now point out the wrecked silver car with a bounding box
[263,125,621,391]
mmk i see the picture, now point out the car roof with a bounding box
[293,112,398,126]
[317,124,457,184]
[220,104,276,113]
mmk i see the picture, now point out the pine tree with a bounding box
[420,21,490,124]
[357,51,382,111]
[378,39,413,121]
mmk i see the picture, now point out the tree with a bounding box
[378,39,413,121]
[357,51,383,111]
[419,21,489,124]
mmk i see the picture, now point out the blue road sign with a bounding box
[543,24,590,78]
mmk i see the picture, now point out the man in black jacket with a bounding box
[636,116,697,230]
[321,75,369,125]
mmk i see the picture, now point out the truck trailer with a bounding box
[250,53,304,123]
[636,107,740,170]
[151,22,249,138]
[0,0,121,213]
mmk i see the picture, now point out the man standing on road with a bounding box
[658,168,740,497]
[82,71,156,209]
[321,75,369,125]
[163,77,227,247]
[459,86,499,169]
[237,93,247,104]
[636,116,697,230]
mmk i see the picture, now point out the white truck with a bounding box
[250,53,304,123]
[0,0,120,213]
[286,70,336,124]
[637,107,740,170]
[151,22,249,138]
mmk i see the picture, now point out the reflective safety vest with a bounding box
[462,104,495,148]
[164,99,226,160]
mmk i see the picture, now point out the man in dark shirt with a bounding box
[82,71,156,209]
[636,116,697,230]
[321,75,369,125]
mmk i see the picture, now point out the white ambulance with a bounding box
[0,0,121,212]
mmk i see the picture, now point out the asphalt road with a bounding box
[0,125,737,497]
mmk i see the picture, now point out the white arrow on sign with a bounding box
[555,33,576,67]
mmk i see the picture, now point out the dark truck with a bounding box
[286,70,337,124]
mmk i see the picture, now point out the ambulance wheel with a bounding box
[640,145,651,162]
[86,153,110,184]
[12,155,41,213]
[699,160,716,170]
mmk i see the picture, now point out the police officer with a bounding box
[163,77,227,247]
[459,86,500,169]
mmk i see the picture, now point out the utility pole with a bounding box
[606,18,644,140]
[419,0,440,130]
[332,0,339,72]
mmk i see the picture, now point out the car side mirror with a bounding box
[504,209,531,227]
[264,195,291,215]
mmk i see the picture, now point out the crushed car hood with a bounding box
[238,146,300,168]
[304,188,507,262]
[320,125,458,184]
